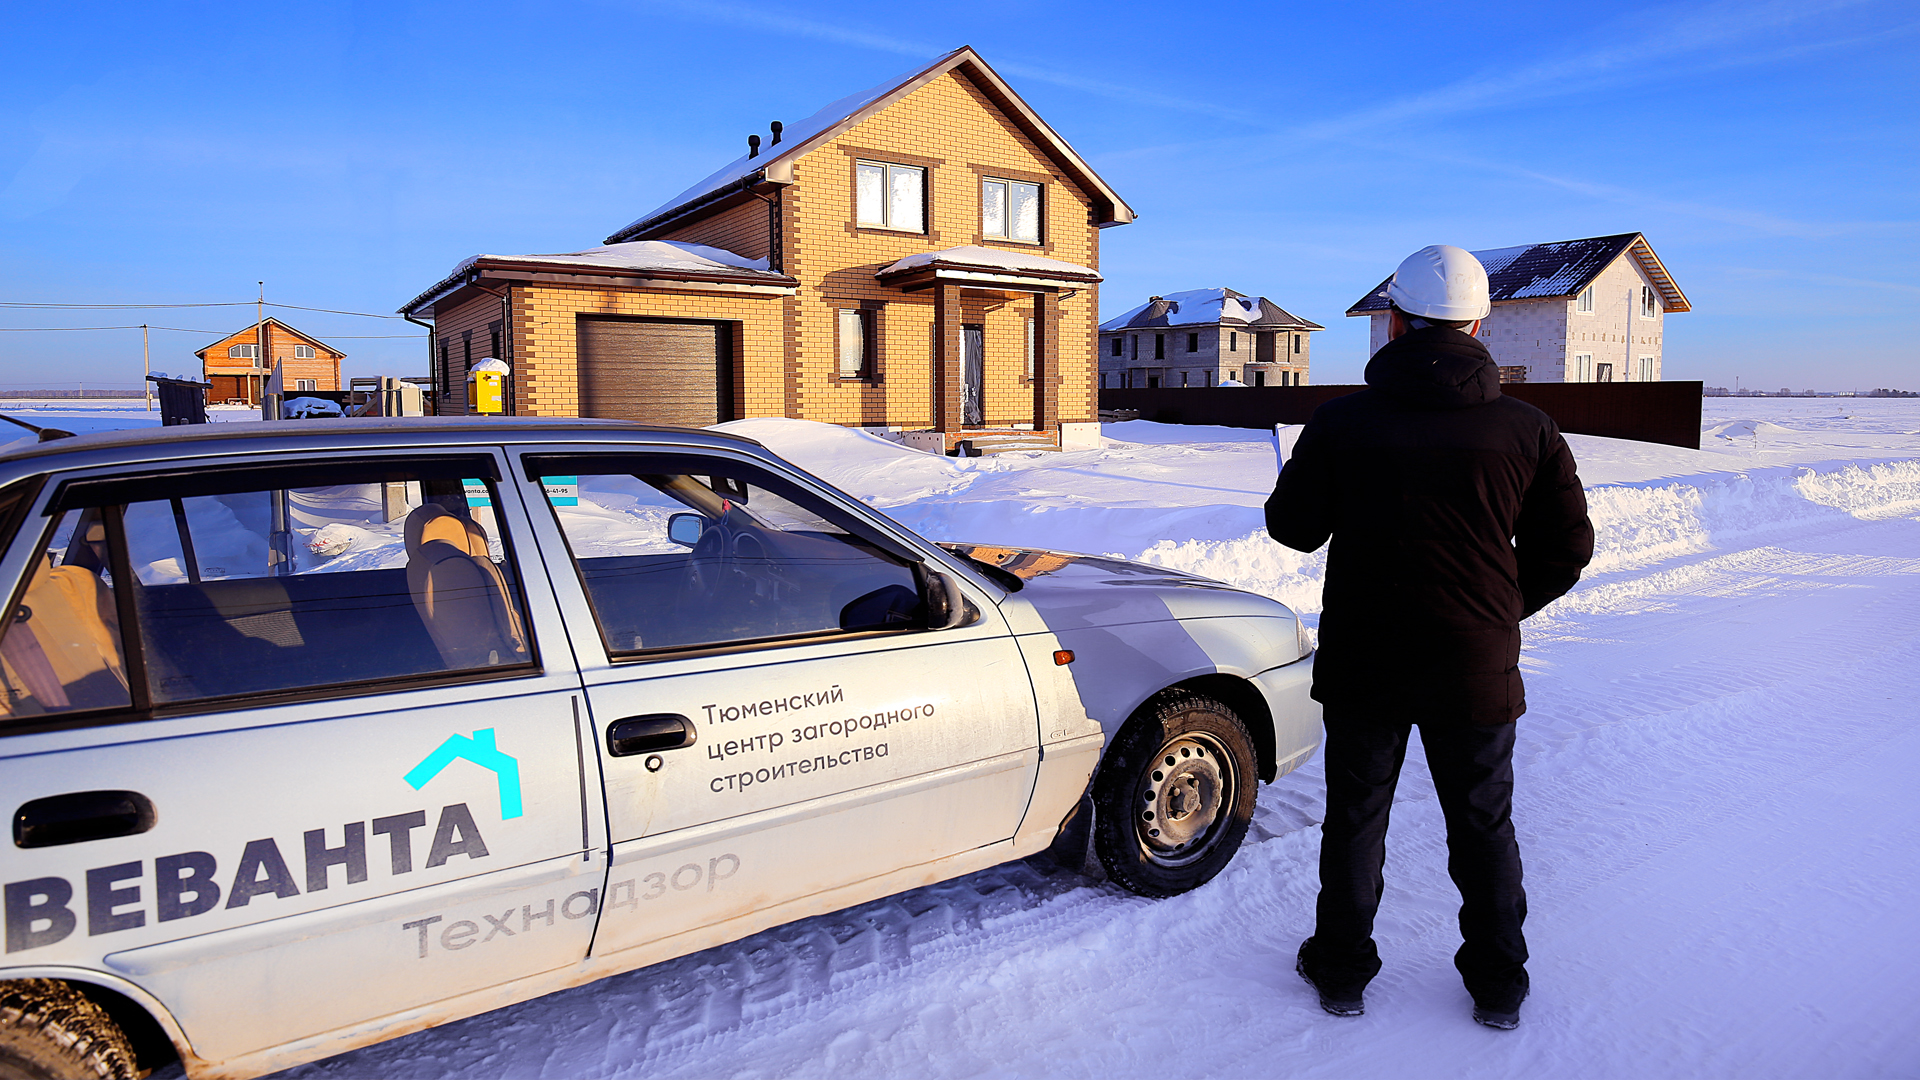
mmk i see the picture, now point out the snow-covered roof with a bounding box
[400,241,795,317]
[447,241,773,278]
[1346,233,1691,315]
[1099,288,1323,332]
[606,46,1135,244]
[876,245,1099,280]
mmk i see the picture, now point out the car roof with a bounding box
[0,416,766,470]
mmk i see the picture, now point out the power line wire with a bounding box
[0,302,250,310]
[0,300,404,319]
[0,325,226,333]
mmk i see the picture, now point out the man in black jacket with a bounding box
[1267,245,1594,1029]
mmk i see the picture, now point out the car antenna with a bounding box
[0,414,77,442]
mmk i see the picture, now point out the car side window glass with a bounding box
[532,456,922,654]
[36,458,532,712]
[0,508,132,719]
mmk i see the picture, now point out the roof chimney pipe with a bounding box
[747,133,761,159]
[770,120,783,146]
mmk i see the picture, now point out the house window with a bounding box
[1572,353,1594,382]
[1205,370,1213,387]
[1596,362,1614,383]
[1187,332,1199,352]
[1639,355,1656,382]
[293,344,316,359]
[227,344,258,360]
[837,308,874,379]
[1025,318,1036,381]
[1640,285,1659,318]
[1110,337,1122,357]
[1252,370,1266,387]
[295,379,317,392]
[1229,332,1238,352]
[1154,334,1165,360]
[981,178,1041,242]
[855,160,924,232]
[1576,285,1595,313]
[1293,334,1302,354]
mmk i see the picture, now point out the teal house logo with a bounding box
[405,728,524,820]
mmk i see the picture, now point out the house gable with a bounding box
[195,318,343,364]
[609,46,1134,246]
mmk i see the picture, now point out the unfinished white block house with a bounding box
[1098,288,1323,388]
[1346,233,1689,383]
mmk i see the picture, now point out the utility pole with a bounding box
[257,281,269,415]
[142,324,151,411]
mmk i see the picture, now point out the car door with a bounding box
[511,445,1039,963]
[0,449,603,1069]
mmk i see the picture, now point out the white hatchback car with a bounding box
[0,418,1319,1080]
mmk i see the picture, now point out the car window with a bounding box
[527,454,923,654]
[4,456,534,719]
[0,506,132,719]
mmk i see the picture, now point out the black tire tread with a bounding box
[0,980,138,1080]
[1092,689,1257,898]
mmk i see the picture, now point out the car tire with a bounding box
[0,980,138,1080]
[1092,690,1257,898]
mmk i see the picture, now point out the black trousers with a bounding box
[1304,713,1529,1007]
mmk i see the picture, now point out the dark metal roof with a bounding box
[1345,233,1691,315]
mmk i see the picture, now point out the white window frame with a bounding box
[1575,285,1595,314]
[1572,353,1594,382]
[980,177,1042,243]
[1025,317,1036,381]
[294,378,317,392]
[227,343,258,360]
[293,344,316,359]
[1640,284,1659,318]
[855,160,924,232]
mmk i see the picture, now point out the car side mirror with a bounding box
[667,513,705,547]
[924,569,977,631]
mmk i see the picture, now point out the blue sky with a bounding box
[1,0,1914,392]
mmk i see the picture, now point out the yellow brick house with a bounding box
[399,46,1132,451]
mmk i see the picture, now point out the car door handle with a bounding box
[606,714,697,757]
[14,790,157,849]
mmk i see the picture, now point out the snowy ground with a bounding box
[7,399,1918,1078]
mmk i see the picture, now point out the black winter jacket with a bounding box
[1266,326,1594,725]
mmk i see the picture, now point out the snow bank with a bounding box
[721,414,1920,621]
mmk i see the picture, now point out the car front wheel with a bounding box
[0,980,138,1080]
[1093,691,1257,897]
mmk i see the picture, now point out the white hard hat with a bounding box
[1386,244,1491,322]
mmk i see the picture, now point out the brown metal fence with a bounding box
[1099,381,1703,449]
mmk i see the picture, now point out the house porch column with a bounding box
[1033,290,1059,434]
[933,280,963,432]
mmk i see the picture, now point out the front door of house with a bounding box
[962,325,984,426]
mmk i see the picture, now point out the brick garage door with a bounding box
[576,318,728,425]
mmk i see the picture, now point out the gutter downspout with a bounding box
[403,311,436,413]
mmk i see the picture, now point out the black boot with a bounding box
[1296,939,1366,1017]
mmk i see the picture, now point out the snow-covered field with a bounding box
[7,398,1917,1078]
